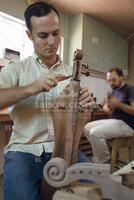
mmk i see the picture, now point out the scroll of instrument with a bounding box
[52,49,91,165]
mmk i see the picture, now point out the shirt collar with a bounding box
[32,52,62,69]
[116,83,126,91]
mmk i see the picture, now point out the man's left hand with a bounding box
[79,87,95,109]
[108,96,120,109]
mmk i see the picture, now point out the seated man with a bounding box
[84,67,134,163]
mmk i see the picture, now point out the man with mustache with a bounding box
[84,67,134,163]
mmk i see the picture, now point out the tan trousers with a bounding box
[84,119,133,163]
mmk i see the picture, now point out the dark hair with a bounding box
[24,1,60,31]
[107,67,124,77]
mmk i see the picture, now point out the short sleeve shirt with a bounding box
[112,84,134,129]
[0,54,72,155]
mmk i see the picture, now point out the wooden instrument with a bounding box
[52,49,91,165]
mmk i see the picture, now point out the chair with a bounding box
[108,133,134,173]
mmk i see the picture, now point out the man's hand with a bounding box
[32,74,67,93]
[103,103,113,114]
[79,87,95,109]
[107,96,134,115]
[108,96,120,109]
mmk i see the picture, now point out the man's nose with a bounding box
[109,80,113,85]
[47,35,55,45]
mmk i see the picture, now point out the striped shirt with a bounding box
[0,53,72,156]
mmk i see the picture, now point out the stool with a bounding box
[109,134,134,173]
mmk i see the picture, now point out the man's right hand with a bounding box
[103,103,113,115]
[0,74,69,109]
[32,74,67,94]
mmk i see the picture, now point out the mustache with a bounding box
[111,84,118,90]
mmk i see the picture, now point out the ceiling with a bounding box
[27,0,134,41]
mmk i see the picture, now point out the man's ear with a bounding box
[26,30,33,41]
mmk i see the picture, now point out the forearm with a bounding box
[0,73,64,109]
[0,83,38,109]
[117,102,134,115]
[103,104,113,114]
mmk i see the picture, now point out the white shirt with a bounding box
[0,53,72,155]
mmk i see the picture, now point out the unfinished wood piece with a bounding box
[44,157,134,200]
[52,49,90,165]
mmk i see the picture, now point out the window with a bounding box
[0,11,33,60]
[0,11,64,61]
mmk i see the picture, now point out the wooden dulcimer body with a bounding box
[52,49,91,165]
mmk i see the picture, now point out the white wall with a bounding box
[128,41,134,84]
[0,0,27,20]
[59,13,68,64]
[67,13,128,73]
[82,14,128,73]
[81,75,110,104]
[67,14,83,66]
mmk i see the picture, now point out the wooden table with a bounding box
[0,109,13,142]
[91,110,109,121]
[0,109,13,175]
[0,108,12,121]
